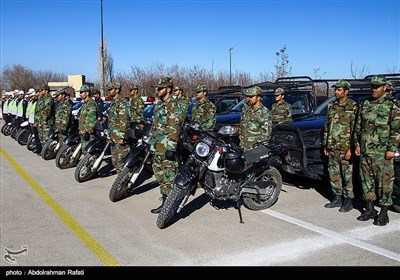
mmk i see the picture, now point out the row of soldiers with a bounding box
[323,76,399,226]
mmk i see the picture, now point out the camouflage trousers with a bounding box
[38,123,51,145]
[359,153,394,206]
[151,153,179,196]
[111,142,130,173]
[327,150,354,198]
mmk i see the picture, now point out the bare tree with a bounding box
[1,64,65,93]
[313,67,327,79]
[350,61,370,79]
[272,45,292,80]
[98,40,114,95]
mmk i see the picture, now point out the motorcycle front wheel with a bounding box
[74,153,99,182]
[109,163,144,202]
[156,186,191,229]
[1,123,8,135]
[26,135,36,151]
[10,127,18,139]
[16,128,29,145]
[242,166,282,211]
[41,139,58,160]
[56,143,81,169]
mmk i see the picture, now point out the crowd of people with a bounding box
[1,75,399,226]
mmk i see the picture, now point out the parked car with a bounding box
[271,74,400,212]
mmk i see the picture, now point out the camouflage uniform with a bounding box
[54,89,73,145]
[191,85,216,131]
[129,95,145,123]
[36,86,55,145]
[271,101,292,125]
[107,83,131,173]
[78,95,98,151]
[240,86,272,151]
[174,86,190,124]
[355,81,400,207]
[323,82,358,200]
[148,78,182,196]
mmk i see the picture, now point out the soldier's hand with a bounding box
[323,147,329,156]
[116,139,124,145]
[385,151,395,160]
[83,132,90,141]
[354,147,361,156]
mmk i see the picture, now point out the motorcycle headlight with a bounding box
[195,142,210,157]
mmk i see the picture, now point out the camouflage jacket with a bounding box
[108,95,130,143]
[323,98,358,151]
[191,99,216,131]
[79,98,98,135]
[355,95,400,155]
[54,99,72,133]
[148,96,182,155]
[239,104,272,151]
[175,95,190,123]
[130,95,144,123]
[271,101,292,125]
[33,96,43,124]
[36,93,55,126]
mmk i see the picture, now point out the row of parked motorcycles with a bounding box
[2,105,289,229]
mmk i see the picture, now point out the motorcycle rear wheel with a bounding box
[156,186,190,229]
[56,143,81,169]
[41,139,58,160]
[242,166,282,211]
[74,153,99,183]
[10,127,18,139]
[16,128,29,145]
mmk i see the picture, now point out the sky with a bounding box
[1,0,399,83]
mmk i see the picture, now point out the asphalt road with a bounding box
[1,132,399,268]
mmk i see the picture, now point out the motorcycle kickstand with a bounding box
[237,200,244,224]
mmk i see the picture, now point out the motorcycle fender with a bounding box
[124,144,144,168]
[86,138,107,154]
[64,134,80,145]
[174,161,200,190]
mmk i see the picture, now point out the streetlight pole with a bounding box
[100,0,106,96]
[229,47,233,86]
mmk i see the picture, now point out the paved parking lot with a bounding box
[1,133,399,267]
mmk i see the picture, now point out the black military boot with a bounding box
[373,206,389,226]
[357,201,377,221]
[324,195,342,208]
[151,195,167,214]
[339,198,353,212]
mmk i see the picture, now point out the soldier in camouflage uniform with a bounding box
[239,86,272,151]
[191,85,216,131]
[129,84,144,124]
[173,86,190,124]
[148,77,182,214]
[323,80,359,212]
[271,87,292,125]
[78,85,98,152]
[35,85,55,149]
[107,82,131,173]
[354,75,400,226]
[53,88,73,145]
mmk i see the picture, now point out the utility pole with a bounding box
[100,0,106,96]
[229,47,233,86]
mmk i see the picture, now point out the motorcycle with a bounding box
[55,105,82,169]
[41,130,61,160]
[55,133,82,169]
[74,124,111,183]
[156,122,287,229]
[109,120,153,202]
[15,121,30,145]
